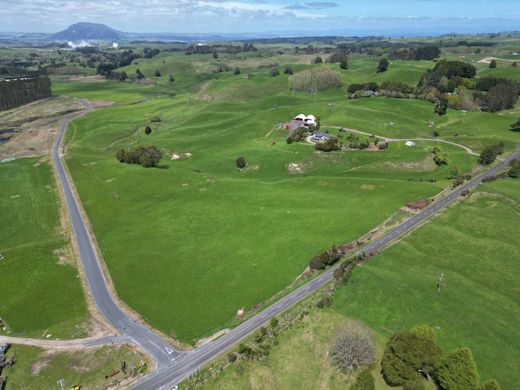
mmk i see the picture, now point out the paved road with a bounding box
[133,153,520,388]
[55,114,520,389]
[53,120,182,368]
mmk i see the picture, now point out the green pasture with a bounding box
[0,158,89,338]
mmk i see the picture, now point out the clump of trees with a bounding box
[508,159,520,178]
[377,58,389,73]
[330,320,376,374]
[314,56,323,64]
[315,136,341,152]
[236,156,247,169]
[478,143,504,165]
[289,68,342,93]
[381,326,500,390]
[348,82,379,95]
[309,246,342,270]
[143,47,160,58]
[328,51,348,64]
[389,46,441,61]
[116,146,163,167]
[435,97,448,116]
[286,127,308,144]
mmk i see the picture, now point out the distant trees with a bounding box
[328,51,348,64]
[143,47,160,58]
[330,320,376,374]
[289,68,342,93]
[116,146,163,167]
[213,51,218,59]
[389,46,441,61]
[433,60,477,79]
[489,59,497,68]
[476,82,518,112]
[377,58,389,73]
[236,156,247,169]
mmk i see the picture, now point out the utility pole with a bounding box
[57,378,65,390]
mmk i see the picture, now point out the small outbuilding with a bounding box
[405,141,416,147]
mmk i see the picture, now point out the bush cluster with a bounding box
[478,143,504,165]
[289,68,342,93]
[431,147,448,166]
[286,127,308,144]
[315,136,341,152]
[116,146,163,167]
[309,246,342,270]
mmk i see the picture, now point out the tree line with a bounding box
[0,76,51,110]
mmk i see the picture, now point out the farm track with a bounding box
[44,109,520,389]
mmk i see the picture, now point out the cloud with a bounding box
[305,2,338,9]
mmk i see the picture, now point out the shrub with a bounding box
[480,380,501,390]
[233,67,241,75]
[510,118,520,132]
[350,369,375,390]
[435,97,448,116]
[432,147,448,166]
[489,59,497,69]
[236,156,247,169]
[381,326,442,386]
[144,126,152,135]
[330,320,376,374]
[270,67,280,77]
[154,69,161,77]
[289,68,342,93]
[314,56,323,64]
[509,159,520,178]
[436,348,480,390]
[135,68,145,80]
[478,144,502,165]
[283,66,293,75]
[328,51,348,64]
[309,256,326,270]
[340,60,349,70]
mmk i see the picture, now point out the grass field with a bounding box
[0,158,89,338]
[191,179,520,389]
[333,178,520,389]
[2,344,147,389]
[55,48,519,343]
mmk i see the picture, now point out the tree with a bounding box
[270,67,280,77]
[435,97,448,116]
[381,326,442,387]
[480,380,501,390]
[350,369,375,390]
[144,126,152,135]
[115,146,162,167]
[233,67,241,75]
[314,56,323,64]
[135,68,145,80]
[340,60,349,70]
[510,118,520,132]
[436,348,480,390]
[213,51,218,59]
[508,159,520,178]
[330,321,376,374]
[236,156,247,169]
[489,59,497,69]
[284,66,294,75]
[377,58,389,73]
[154,69,161,77]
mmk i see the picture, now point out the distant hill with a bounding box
[51,22,123,41]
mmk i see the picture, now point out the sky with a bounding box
[1,0,519,35]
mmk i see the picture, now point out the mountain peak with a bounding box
[52,22,123,41]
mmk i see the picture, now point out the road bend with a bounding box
[134,148,520,389]
[52,120,181,368]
